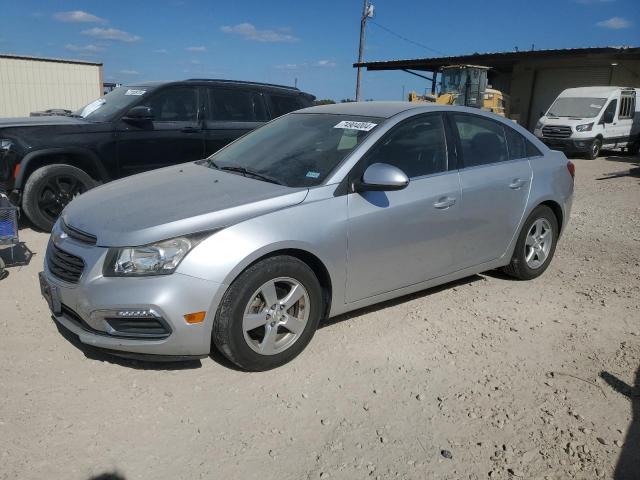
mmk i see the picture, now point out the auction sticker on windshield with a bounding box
[334,120,377,132]
[125,89,146,96]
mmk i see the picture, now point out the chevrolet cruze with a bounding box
[40,102,574,371]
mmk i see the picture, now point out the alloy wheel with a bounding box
[38,174,87,223]
[524,218,553,269]
[242,277,310,355]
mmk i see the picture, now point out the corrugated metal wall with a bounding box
[0,57,103,117]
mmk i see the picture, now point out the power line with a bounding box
[368,19,446,56]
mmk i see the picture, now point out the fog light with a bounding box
[184,311,206,324]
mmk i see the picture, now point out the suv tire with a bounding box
[213,255,323,371]
[22,164,96,231]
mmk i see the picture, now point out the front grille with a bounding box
[542,125,572,139]
[47,244,85,283]
[62,221,97,245]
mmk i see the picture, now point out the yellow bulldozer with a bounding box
[408,64,510,117]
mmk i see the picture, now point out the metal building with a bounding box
[354,46,640,129]
[0,54,103,117]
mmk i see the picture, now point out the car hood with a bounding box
[62,162,308,247]
[0,116,88,128]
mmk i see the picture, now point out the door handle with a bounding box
[509,178,527,189]
[433,197,456,209]
[181,126,201,133]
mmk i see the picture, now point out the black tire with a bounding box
[22,164,96,231]
[502,205,559,280]
[628,138,640,156]
[586,138,601,160]
[212,255,324,371]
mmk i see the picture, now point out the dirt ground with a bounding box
[1,154,639,480]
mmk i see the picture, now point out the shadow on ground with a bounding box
[88,473,126,480]
[600,366,640,480]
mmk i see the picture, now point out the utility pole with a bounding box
[355,0,373,101]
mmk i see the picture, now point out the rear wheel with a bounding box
[22,164,96,231]
[212,255,323,371]
[502,205,558,280]
[587,138,601,160]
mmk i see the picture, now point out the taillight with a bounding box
[567,161,575,179]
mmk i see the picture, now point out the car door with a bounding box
[116,85,204,176]
[450,113,533,268]
[203,87,268,157]
[346,113,461,303]
[600,97,618,148]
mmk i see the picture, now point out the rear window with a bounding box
[268,94,304,118]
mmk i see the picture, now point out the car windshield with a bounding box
[547,97,606,118]
[75,86,151,122]
[207,113,383,187]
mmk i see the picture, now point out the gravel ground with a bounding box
[1,154,639,480]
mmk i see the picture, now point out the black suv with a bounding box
[0,79,315,230]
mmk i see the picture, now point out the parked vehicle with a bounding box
[0,79,315,230]
[40,102,574,371]
[534,86,639,159]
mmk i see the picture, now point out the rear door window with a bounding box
[268,94,304,118]
[452,114,508,167]
[208,88,268,122]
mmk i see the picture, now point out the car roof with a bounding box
[129,79,311,96]
[297,101,442,119]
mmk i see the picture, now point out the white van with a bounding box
[534,86,639,159]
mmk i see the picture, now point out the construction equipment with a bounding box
[408,65,510,117]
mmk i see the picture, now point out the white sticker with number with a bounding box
[125,89,147,96]
[333,120,377,131]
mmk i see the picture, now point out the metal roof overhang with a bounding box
[353,46,640,73]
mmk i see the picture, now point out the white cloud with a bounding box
[154,49,169,54]
[53,10,106,23]
[120,69,139,75]
[186,46,207,52]
[315,59,337,67]
[65,44,104,54]
[82,28,141,42]
[597,16,631,29]
[221,23,297,43]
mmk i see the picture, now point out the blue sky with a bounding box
[1,0,638,100]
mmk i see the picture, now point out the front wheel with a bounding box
[587,138,602,160]
[502,205,559,280]
[22,164,96,231]
[212,255,324,371]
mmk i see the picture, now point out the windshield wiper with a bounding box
[209,161,284,185]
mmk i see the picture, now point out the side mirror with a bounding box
[123,106,153,122]
[357,163,409,192]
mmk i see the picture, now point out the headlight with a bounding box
[575,123,593,132]
[534,121,543,130]
[0,139,13,152]
[103,233,211,277]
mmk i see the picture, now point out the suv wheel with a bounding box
[212,255,323,371]
[502,205,559,280]
[22,164,96,231]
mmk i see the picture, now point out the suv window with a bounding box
[452,113,508,167]
[364,113,447,178]
[141,87,198,122]
[209,88,268,122]
[268,94,303,118]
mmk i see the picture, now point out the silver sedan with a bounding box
[40,102,574,370]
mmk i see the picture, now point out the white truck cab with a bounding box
[534,86,639,159]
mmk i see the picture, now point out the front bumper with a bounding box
[538,137,594,153]
[41,225,227,358]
